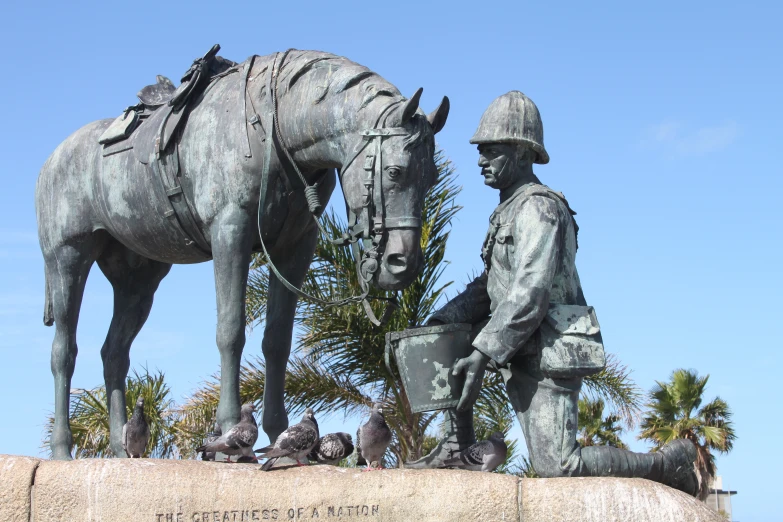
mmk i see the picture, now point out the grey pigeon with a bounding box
[356,403,392,470]
[308,432,354,465]
[195,403,258,462]
[122,396,150,458]
[442,431,508,472]
[200,423,222,461]
[256,408,319,471]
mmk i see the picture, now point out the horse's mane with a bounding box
[276,51,433,151]
[279,51,399,108]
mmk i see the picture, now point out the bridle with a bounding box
[248,50,423,325]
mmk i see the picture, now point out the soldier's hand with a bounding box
[452,349,491,412]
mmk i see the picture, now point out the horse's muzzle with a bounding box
[376,229,423,290]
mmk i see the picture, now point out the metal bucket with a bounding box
[385,323,473,413]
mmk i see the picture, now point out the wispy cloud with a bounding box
[641,121,740,156]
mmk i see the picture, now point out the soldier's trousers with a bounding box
[499,361,664,480]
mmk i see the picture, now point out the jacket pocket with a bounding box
[493,224,515,270]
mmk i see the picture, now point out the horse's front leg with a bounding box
[262,226,318,444]
[212,207,254,434]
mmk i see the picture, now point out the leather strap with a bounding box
[249,51,399,325]
[254,54,367,305]
[152,146,212,257]
[241,56,257,158]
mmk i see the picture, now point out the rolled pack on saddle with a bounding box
[98,44,236,153]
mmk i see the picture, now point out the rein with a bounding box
[247,50,418,326]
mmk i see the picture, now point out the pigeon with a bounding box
[442,431,508,472]
[195,403,258,463]
[256,408,319,471]
[308,432,354,465]
[356,403,392,470]
[199,423,222,461]
[122,396,150,458]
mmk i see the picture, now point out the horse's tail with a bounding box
[43,272,54,326]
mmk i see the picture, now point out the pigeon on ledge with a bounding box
[442,431,508,472]
[356,403,392,470]
[122,396,150,458]
[308,432,354,465]
[195,403,258,463]
[256,408,319,471]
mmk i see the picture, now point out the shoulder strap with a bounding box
[496,184,580,249]
[523,185,580,249]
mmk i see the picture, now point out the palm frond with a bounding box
[42,368,179,459]
[577,397,628,449]
[284,357,374,418]
[582,353,643,428]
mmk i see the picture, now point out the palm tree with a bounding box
[577,397,628,449]
[42,368,180,458]
[180,151,644,468]
[639,369,736,499]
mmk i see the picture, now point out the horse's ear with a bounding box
[400,88,423,124]
[427,96,450,134]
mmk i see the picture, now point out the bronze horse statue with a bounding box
[35,48,449,459]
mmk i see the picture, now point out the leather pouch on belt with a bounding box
[539,303,605,378]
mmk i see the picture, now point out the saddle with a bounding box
[99,44,237,154]
[98,44,240,258]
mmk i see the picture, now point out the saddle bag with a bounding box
[538,303,605,378]
[98,109,140,145]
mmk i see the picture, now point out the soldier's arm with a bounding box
[472,196,565,365]
[428,272,492,326]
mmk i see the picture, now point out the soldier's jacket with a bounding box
[431,183,585,366]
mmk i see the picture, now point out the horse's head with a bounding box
[340,88,449,291]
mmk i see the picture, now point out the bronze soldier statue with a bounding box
[408,91,699,496]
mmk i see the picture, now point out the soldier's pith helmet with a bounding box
[470,91,549,164]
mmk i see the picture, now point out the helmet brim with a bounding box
[469,137,550,165]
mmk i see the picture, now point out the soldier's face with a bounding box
[477,143,518,189]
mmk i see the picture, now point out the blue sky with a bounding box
[2,0,781,519]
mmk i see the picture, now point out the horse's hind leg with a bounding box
[97,240,171,457]
[45,238,104,460]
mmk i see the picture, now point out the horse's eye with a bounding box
[386,166,402,179]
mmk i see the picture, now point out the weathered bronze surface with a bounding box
[385,323,473,413]
[35,46,449,460]
[406,91,699,496]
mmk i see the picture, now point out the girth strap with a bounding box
[152,146,212,257]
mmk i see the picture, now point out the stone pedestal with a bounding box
[0,454,723,521]
[0,455,39,521]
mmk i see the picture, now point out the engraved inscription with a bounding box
[179,505,380,521]
[155,514,184,522]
